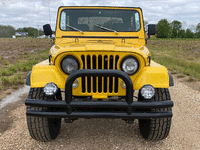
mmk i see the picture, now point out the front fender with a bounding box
[28,60,174,91]
[133,66,170,89]
[30,60,66,88]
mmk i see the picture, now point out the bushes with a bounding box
[1,75,24,86]
[16,60,39,71]
[8,65,17,73]
[0,49,49,90]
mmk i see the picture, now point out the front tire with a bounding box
[138,88,172,140]
[26,88,61,142]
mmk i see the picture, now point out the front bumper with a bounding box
[25,70,173,119]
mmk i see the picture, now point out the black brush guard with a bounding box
[25,70,173,119]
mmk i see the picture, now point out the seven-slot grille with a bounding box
[81,55,120,94]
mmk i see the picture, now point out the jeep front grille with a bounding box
[81,55,119,94]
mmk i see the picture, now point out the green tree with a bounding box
[38,29,44,36]
[16,27,41,37]
[0,25,15,38]
[16,28,24,32]
[23,27,38,37]
[197,23,200,32]
[171,20,182,38]
[194,32,200,38]
[156,19,172,38]
[184,29,193,38]
[179,29,185,38]
[196,23,200,38]
[196,23,200,32]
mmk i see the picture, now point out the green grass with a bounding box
[8,65,18,73]
[149,38,200,41]
[152,52,200,79]
[4,60,9,65]
[0,38,52,100]
[1,70,14,76]
[0,55,4,60]
[0,49,49,90]
[1,76,10,85]
[15,49,49,72]
[1,74,24,86]
[16,59,39,71]
[0,60,39,77]
[148,39,200,80]
[0,49,49,78]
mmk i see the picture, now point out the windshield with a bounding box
[60,9,141,32]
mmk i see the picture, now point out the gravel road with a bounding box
[0,76,199,150]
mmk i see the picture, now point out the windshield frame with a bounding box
[59,8,142,33]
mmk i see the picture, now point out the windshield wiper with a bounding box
[66,24,84,34]
[94,24,118,35]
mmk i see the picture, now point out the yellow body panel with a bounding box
[31,60,65,88]
[30,6,170,99]
[31,59,169,97]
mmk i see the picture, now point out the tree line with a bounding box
[0,25,44,38]
[0,25,15,38]
[155,19,200,38]
[1,21,200,39]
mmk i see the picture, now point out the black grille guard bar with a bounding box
[25,70,173,119]
[65,70,133,104]
[26,111,172,119]
[25,99,173,109]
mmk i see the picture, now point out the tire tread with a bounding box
[26,88,61,142]
[139,88,172,140]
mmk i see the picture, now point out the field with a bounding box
[0,38,52,100]
[0,38,200,101]
[147,39,200,80]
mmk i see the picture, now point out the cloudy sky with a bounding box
[0,0,199,31]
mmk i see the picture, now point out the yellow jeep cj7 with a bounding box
[25,6,174,142]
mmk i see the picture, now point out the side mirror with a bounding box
[43,24,52,37]
[148,24,156,39]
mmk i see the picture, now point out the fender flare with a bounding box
[26,71,31,86]
[168,71,174,86]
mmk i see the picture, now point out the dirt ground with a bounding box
[0,38,51,64]
[0,38,52,100]
[0,76,199,150]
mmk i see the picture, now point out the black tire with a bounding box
[138,88,172,140]
[26,88,61,142]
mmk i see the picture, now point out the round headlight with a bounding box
[43,82,58,96]
[121,56,139,75]
[140,85,155,99]
[61,56,79,74]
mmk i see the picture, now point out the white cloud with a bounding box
[0,0,199,30]
[0,0,63,29]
